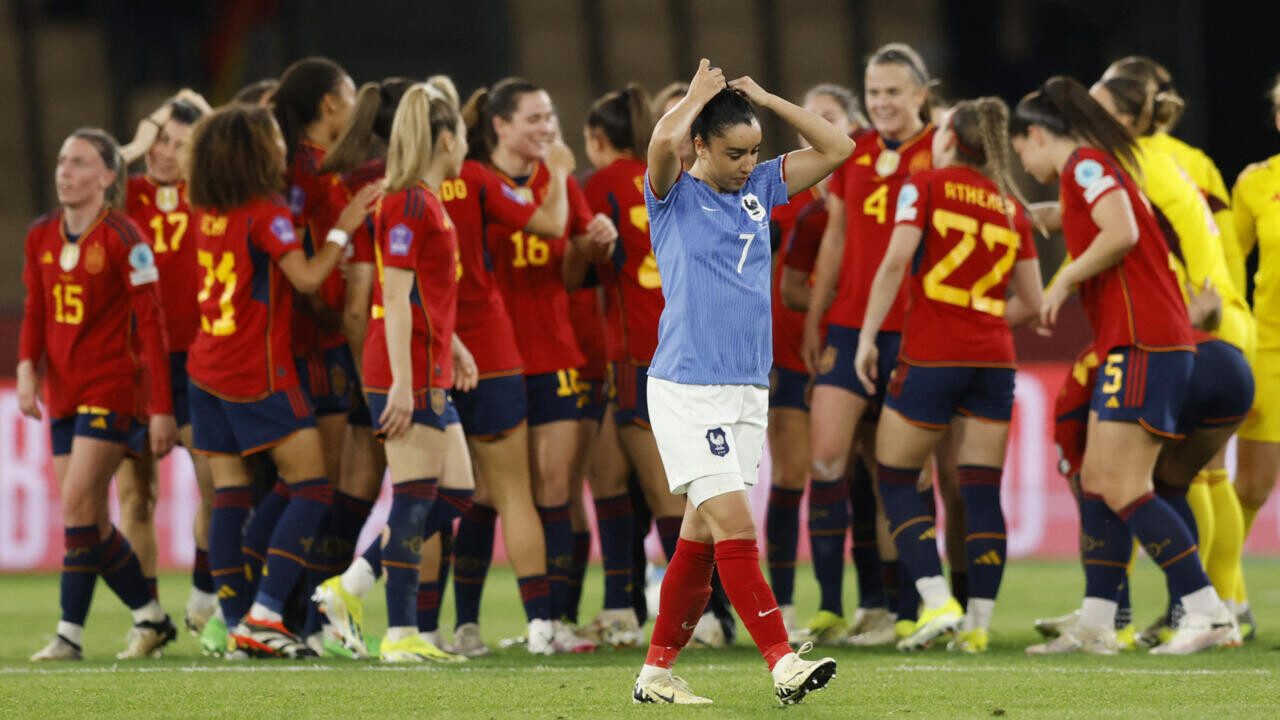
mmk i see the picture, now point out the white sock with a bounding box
[188,588,217,608]
[966,598,995,631]
[1180,585,1223,617]
[915,575,951,611]
[342,557,376,598]
[57,621,84,646]
[1079,597,1117,630]
[386,626,416,642]
[249,602,283,624]
[638,664,670,683]
[131,599,165,624]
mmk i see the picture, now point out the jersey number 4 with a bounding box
[197,250,238,336]
[922,209,1019,316]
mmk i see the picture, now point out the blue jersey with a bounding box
[645,155,790,386]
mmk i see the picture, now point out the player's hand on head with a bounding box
[853,340,878,396]
[728,76,770,106]
[689,59,727,102]
[335,184,381,235]
[150,414,179,458]
[174,88,213,115]
[547,143,577,175]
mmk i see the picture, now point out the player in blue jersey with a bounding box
[630,59,852,707]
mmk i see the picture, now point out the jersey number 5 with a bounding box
[197,250,238,336]
[922,209,1019,316]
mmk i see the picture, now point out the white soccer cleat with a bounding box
[688,611,727,648]
[772,642,837,706]
[1150,606,1234,655]
[184,594,218,637]
[1033,609,1080,639]
[551,620,597,653]
[117,616,177,659]
[844,609,897,646]
[527,618,555,656]
[633,671,713,704]
[447,622,492,657]
[1025,623,1119,655]
[31,635,82,662]
[588,608,642,648]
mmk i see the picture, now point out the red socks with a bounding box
[715,539,792,670]
[644,539,714,669]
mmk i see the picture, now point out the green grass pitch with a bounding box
[1,558,1277,719]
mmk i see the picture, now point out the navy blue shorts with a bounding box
[886,362,1015,428]
[296,345,357,416]
[526,370,584,426]
[1177,340,1254,435]
[365,388,460,433]
[614,362,652,427]
[51,409,146,457]
[579,374,608,423]
[814,323,901,402]
[189,382,317,456]
[454,373,527,438]
[1092,346,1193,438]
[347,375,373,427]
[769,365,809,411]
[170,351,191,428]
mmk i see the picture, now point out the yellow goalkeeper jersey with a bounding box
[1233,153,1280,349]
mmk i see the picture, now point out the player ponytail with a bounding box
[1100,57,1185,135]
[273,56,346,165]
[690,87,756,144]
[461,86,490,161]
[803,83,868,130]
[467,77,544,161]
[868,43,934,126]
[426,74,460,110]
[949,97,1037,232]
[185,105,286,211]
[651,81,690,119]
[68,128,125,210]
[383,83,462,194]
[319,77,413,175]
[1011,76,1139,176]
[586,83,653,156]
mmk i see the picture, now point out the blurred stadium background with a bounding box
[1,0,1278,570]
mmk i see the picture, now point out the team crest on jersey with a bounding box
[741,193,765,222]
[819,346,837,374]
[875,149,900,177]
[84,242,106,274]
[908,150,932,174]
[330,363,348,398]
[59,243,80,272]
[156,186,179,213]
[288,185,306,216]
[270,216,296,244]
[706,427,730,457]
[431,388,447,416]
[389,224,413,256]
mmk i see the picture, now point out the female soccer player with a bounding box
[184,103,376,658]
[1011,77,1233,655]
[801,43,937,645]
[120,93,217,634]
[631,59,851,706]
[22,128,178,661]
[854,98,1043,652]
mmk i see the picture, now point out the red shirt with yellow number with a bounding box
[773,196,826,373]
[827,126,935,331]
[363,184,459,392]
[486,162,592,376]
[445,159,538,377]
[126,175,200,352]
[286,140,347,355]
[894,166,1036,365]
[186,196,301,400]
[584,156,664,365]
[569,286,608,381]
[20,208,172,418]
[1060,147,1192,352]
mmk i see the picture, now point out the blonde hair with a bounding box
[383,82,462,194]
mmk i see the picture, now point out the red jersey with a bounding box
[486,163,593,376]
[186,196,301,400]
[569,287,608,380]
[584,157,663,365]
[894,166,1037,365]
[772,197,826,373]
[446,160,537,377]
[20,208,172,418]
[1054,345,1098,478]
[126,175,200,352]
[333,159,385,267]
[827,126,935,330]
[1060,148,1193,352]
[363,184,460,391]
[286,140,347,355]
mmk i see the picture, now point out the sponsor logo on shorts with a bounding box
[706,427,729,457]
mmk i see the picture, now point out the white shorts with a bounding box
[647,376,768,507]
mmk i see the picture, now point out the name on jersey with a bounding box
[943,181,1015,215]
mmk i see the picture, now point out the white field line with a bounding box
[0,662,1268,677]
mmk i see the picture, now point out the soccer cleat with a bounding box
[789,610,846,646]
[633,672,713,704]
[527,618,555,656]
[420,629,447,650]
[843,613,899,646]
[31,635,82,662]
[585,608,642,648]
[379,633,467,663]
[689,611,727,648]
[552,621,597,653]
[1115,624,1137,650]
[1150,607,1234,655]
[897,599,963,651]
[1136,611,1176,648]
[1025,624,1118,655]
[231,618,317,659]
[849,607,891,636]
[947,627,989,653]
[184,596,217,637]
[1033,609,1080,640]
[117,615,178,659]
[200,614,229,656]
[448,622,492,657]
[772,642,837,706]
[895,619,917,639]
[1237,604,1256,641]
[312,576,367,658]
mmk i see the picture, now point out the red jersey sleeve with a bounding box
[252,206,303,262]
[567,176,594,237]
[382,194,445,270]
[893,174,931,231]
[1068,154,1124,212]
[18,220,47,364]
[479,165,539,229]
[782,199,827,273]
[114,215,173,415]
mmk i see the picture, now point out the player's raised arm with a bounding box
[853,222,922,393]
[728,76,854,197]
[648,59,725,199]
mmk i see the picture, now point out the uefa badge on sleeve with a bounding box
[706,427,730,457]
